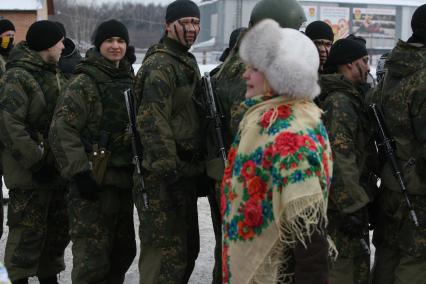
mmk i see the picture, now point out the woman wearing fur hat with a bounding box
[221,19,334,284]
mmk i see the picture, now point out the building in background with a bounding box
[0,0,54,43]
[197,0,423,65]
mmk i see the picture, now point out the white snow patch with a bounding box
[0,0,42,10]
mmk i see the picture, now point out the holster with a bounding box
[89,144,111,185]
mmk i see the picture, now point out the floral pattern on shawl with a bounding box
[221,95,332,284]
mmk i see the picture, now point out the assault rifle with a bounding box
[202,72,227,166]
[369,104,419,227]
[124,89,148,209]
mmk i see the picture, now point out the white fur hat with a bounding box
[239,19,320,99]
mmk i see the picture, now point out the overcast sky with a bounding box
[77,0,201,6]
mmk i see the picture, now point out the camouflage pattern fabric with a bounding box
[0,42,67,190]
[134,36,202,283]
[49,48,136,282]
[201,31,247,284]
[367,40,426,283]
[5,187,69,281]
[0,51,7,239]
[0,41,68,280]
[50,48,134,187]
[210,31,247,142]
[0,53,6,77]
[318,74,372,284]
[67,184,136,284]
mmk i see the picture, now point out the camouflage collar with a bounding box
[6,41,57,73]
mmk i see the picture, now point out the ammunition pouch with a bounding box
[89,144,111,185]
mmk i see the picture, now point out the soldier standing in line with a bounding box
[134,0,203,283]
[367,4,426,283]
[0,19,15,77]
[0,20,68,284]
[0,18,15,240]
[204,1,306,283]
[305,20,334,73]
[49,19,136,283]
[317,39,372,284]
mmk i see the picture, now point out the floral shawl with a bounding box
[221,95,333,284]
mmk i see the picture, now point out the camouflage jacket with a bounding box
[211,32,247,142]
[135,36,202,178]
[49,48,134,188]
[0,42,67,189]
[368,40,426,195]
[0,52,6,77]
[318,74,371,214]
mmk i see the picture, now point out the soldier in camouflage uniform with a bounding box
[0,19,15,77]
[0,18,15,239]
[49,20,136,284]
[204,1,306,283]
[0,20,68,284]
[367,5,426,283]
[317,39,372,284]
[134,1,203,283]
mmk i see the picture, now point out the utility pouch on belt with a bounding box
[90,131,111,185]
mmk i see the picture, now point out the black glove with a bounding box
[73,171,100,201]
[32,163,57,184]
[125,45,136,65]
[340,212,366,238]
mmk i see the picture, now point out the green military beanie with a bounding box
[166,0,200,24]
[305,21,334,42]
[93,19,129,50]
[0,19,15,35]
[249,0,306,29]
[325,38,367,68]
[411,4,426,32]
[26,20,64,51]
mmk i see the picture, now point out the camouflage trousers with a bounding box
[208,182,221,284]
[134,173,200,284]
[328,211,370,284]
[68,184,136,284]
[371,190,426,284]
[1,177,3,239]
[5,186,69,281]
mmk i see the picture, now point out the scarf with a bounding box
[221,95,333,284]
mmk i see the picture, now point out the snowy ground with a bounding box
[1,183,215,283]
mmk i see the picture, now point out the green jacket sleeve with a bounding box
[322,92,370,214]
[0,70,43,169]
[49,75,93,179]
[410,82,426,150]
[136,66,178,175]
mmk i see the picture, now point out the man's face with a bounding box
[0,30,15,51]
[99,37,127,64]
[46,38,64,63]
[313,39,332,69]
[351,55,370,84]
[166,17,200,48]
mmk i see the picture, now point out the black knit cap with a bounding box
[305,21,334,42]
[93,19,129,49]
[166,0,200,24]
[411,4,426,32]
[325,38,368,68]
[0,19,15,35]
[26,20,64,51]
